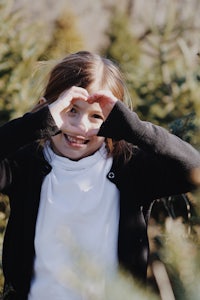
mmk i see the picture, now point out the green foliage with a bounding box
[0,0,52,123]
[168,112,197,143]
[0,0,84,124]
[103,0,200,147]
[151,217,200,300]
[0,194,9,293]
[102,8,140,73]
[43,8,83,60]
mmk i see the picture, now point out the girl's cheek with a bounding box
[60,116,72,130]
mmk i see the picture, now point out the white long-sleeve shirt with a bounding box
[28,143,119,300]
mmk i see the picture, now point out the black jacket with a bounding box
[1,101,200,300]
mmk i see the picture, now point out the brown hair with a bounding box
[37,51,133,161]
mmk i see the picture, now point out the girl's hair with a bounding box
[37,51,133,161]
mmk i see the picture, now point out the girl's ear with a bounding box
[39,97,47,104]
[31,97,47,112]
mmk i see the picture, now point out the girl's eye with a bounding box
[69,107,77,114]
[92,114,104,120]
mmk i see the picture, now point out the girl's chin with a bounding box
[55,147,89,160]
[64,152,89,161]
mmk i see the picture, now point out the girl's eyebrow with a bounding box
[72,103,79,108]
[73,103,103,115]
[88,107,104,115]
[92,110,104,115]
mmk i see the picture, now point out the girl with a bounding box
[1,51,200,300]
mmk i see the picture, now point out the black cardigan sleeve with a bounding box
[0,107,59,160]
[98,101,200,195]
[0,107,59,191]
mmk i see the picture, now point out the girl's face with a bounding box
[51,99,105,160]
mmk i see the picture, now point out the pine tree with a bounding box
[0,0,52,124]
[103,0,200,147]
[43,8,84,60]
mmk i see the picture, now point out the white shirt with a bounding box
[28,144,119,300]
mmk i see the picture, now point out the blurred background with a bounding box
[1,0,200,299]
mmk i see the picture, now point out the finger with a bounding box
[87,93,105,104]
[70,92,88,103]
[59,86,88,102]
[88,90,118,104]
[57,91,88,112]
[71,86,89,98]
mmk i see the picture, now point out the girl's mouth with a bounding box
[64,134,89,145]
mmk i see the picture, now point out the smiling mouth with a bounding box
[64,134,89,145]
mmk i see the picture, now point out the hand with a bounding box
[88,90,118,120]
[48,86,89,129]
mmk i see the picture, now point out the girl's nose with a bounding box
[73,115,90,135]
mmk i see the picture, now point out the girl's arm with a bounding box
[0,107,59,191]
[98,100,200,191]
[0,86,88,190]
[0,107,58,160]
